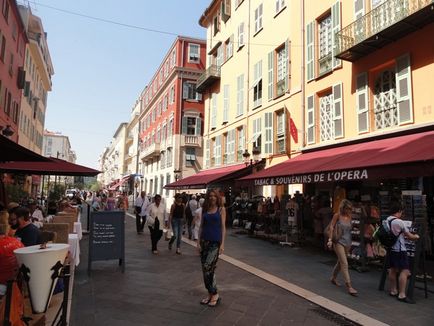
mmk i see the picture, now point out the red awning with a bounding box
[239,131,434,186]
[165,164,250,190]
[0,157,100,176]
[0,135,51,162]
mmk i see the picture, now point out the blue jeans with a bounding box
[169,219,183,249]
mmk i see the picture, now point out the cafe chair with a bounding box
[41,224,69,244]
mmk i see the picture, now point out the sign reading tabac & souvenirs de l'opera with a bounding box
[254,169,369,186]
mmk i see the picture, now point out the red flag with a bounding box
[289,117,298,143]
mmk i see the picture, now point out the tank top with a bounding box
[201,208,222,242]
[173,204,184,219]
[337,219,352,247]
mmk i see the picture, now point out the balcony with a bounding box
[139,142,160,161]
[125,132,133,144]
[181,135,202,147]
[336,0,434,62]
[196,65,221,93]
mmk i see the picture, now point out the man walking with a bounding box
[135,191,150,234]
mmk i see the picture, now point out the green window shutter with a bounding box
[331,1,341,69]
[285,39,290,91]
[183,83,189,99]
[195,117,202,135]
[307,94,315,144]
[332,82,343,138]
[306,21,315,81]
[356,72,369,133]
[268,51,274,100]
[395,54,413,125]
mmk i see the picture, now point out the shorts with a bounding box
[387,251,410,270]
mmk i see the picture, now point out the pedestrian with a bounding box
[168,193,185,254]
[197,189,226,307]
[386,202,419,303]
[135,191,150,234]
[146,194,167,255]
[327,199,358,296]
[193,198,205,241]
[186,195,198,240]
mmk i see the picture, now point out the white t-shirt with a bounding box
[386,216,408,252]
[135,196,150,217]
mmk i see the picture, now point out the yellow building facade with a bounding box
[199,0,434,197]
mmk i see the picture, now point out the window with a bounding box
[165,174,171,196]
[183,82,202,100]
[215,136,222,166]
[254,4,263,34]
[373,69,398,130]
[318,83,343,142]
[238,22,245,49]
[225,35,234,61]
[211,93,217,129]
[169,85,175,104]
[1,35,7,63]
[216,45,223,67]
[157,101,162,116]
[188,43,200,63]
[276,110,286,153]
[264,112,273,154]
[166,148,173,167]
[9,53,13,76]
[171,49,176,67]
[275,0,286,14]
[221,0,231,22]
[160,175,164,195]
[205,139,210,168]
[223,84,229,123]
[182,116,201,135]
[226,129,235,163]
[252,118,262,152]
[168,118,173,138]
[318,14,332,75]
[213,14,220,36]
[253,60,262,108]
[236,74,244,116]
[237,126,245,162]
[185,148,196,166]
[276,45,287,96]
[163,94,168,111]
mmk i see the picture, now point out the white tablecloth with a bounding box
[74,222,82,240]
[68,234,80,266]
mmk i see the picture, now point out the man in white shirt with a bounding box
[187,195,198,239]
[135,191,150,234]
[145,194,167,254]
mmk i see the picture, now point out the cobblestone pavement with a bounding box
[71,209,359,326]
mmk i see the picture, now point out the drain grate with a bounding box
[309,307,361,326]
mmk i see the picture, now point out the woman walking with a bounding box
[197,189,226,307]
[147,194,167,254]
[327,199,358,296]
[168,194,185,254]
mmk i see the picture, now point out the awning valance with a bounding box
[239,131,434,186]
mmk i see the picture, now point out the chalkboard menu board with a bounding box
[88,210,125,274]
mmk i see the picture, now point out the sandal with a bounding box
[330,278,341,287]
[208,297,221,307]
[397,296,414,304]
[389,292,398,297]
[200,297,211,305]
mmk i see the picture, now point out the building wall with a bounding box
[17,5,53,154]
[0,0,27,142]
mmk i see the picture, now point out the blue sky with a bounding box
[22,0,209,168]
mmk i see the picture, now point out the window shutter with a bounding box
[307,94,315,144]
[264,112,273,154]
[183,83,188,99]
[268,51,274,100]
[331,1,341,69]
[354,0,365,42]
[211,93,217,128]
[396,54,413,124]
[196,92,202,101]
[286,39,291,92]
[306,21,315,81]
[223,84,229,122]
[354,0,365,18]
[356,72,369,133]
[332,82,343,138]
[195,117,202,135]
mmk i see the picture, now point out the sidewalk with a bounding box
[71,211,359,326]
[218,229,433,326]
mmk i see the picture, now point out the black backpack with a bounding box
[374,217,402,249]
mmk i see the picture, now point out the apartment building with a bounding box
[196,0,302,197]
[124,92,142,178]
[17,5,54,154]
[0,0,28,142]
[42,130,76,162]
[138,36,206,204]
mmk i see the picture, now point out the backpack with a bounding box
[374,217,402,249]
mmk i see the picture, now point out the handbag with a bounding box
[324,220,342,243]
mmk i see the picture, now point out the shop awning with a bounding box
[239,131,434,186]
[164,163,251,190]
[0,135,51,162]
[0,157,100,176]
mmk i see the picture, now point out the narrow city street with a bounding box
[71,207,434,326]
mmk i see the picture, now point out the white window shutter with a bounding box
[331,1,341,69]
[307,94,315,144]
[332,82,343,138]
[395,54,413,125]
[268,51,274,100]
[286,39,291,92]
[264,112,273,154]
[306,21,315,81]
[356,72,369,133]
[223,84,229,122]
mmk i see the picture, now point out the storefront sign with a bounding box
[254,169,369,186]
